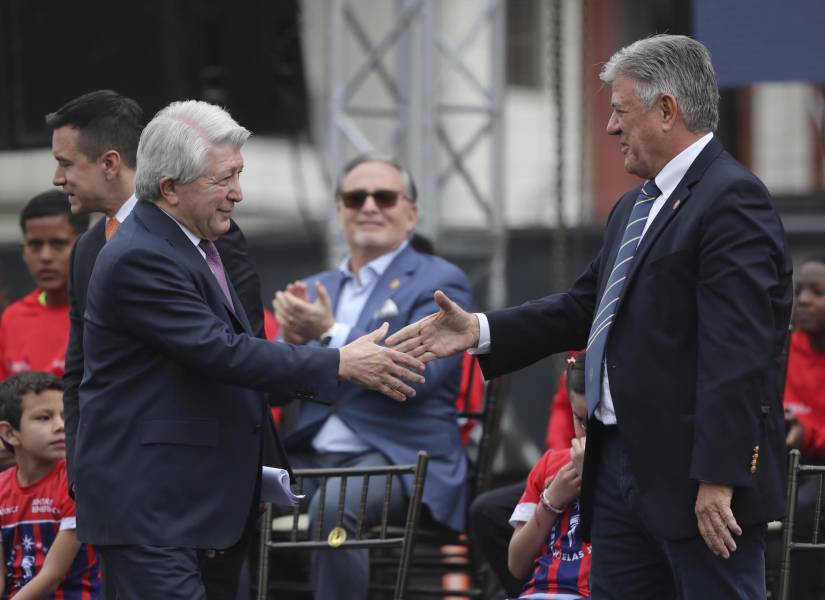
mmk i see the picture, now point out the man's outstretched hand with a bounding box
[339,322,426,402]
[386,290,480,363]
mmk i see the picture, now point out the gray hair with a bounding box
[335,154,418,203]
[135,100,250,202]
[600,34,719,133]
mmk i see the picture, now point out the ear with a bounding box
[659,93,679,132]
[0,421,20,450]
[99,150,123,180]
[405,201,418,233]
[159,177,179,206]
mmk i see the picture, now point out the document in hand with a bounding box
[261,467,305,507]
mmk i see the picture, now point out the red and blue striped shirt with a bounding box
[0,459,100,599]
[509,449,591,599]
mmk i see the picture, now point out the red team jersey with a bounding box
[509,449,591,599]
[0,290,70,381]
[784,330,825,461]
[0,459,100,599]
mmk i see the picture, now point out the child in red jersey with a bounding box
[507,354,590,599]
[0,372,100,599]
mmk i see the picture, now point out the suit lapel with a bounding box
[355,245,417,331]
[621,136,725,298]
[318,270,348,315]
[133,202,247,332]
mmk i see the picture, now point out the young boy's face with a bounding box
[21,215,78,295]
[5,390,66,462]
[569,390,587,439]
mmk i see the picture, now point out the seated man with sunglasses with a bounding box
[273,154,473,600]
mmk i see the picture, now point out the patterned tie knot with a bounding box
[640,179,661,200]
[199,239,219,260]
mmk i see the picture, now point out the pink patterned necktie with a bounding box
[198,239,235,312]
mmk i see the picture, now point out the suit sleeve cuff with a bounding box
[467,312,491,355]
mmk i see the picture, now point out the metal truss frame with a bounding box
[324,0,508,308]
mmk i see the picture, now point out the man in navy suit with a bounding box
[76,102,425,599]
[389,35,792,599]
[49,89,284,598]
[273,155,472,600]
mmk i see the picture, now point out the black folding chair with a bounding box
[777,449,825,599]
[256,451,429,600]
[376,374,510,599]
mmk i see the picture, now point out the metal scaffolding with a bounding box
[324,0,508,308]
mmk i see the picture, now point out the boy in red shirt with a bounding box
[0,192,88,382]
[0,372,100,599]
[507,353,590,599]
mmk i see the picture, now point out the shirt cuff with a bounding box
[467,312,491,355]
[327,322,351,349]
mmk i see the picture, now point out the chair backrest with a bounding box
[778,449,825,600]
[257,451,429,600]
[464,374,510,499]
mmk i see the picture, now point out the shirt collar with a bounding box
[338,240,409,281]
[157,206,206,258]
[654,132,714,200]
[111,194,138,224]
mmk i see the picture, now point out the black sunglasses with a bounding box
[339,189,405,209]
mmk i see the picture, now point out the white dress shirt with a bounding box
[474,133,714,425]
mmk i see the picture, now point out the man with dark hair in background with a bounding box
[47,89,274,598]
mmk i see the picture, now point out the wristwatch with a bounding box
[318,323,337,346]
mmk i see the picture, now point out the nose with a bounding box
[55,414,65,431]
[52,166,65,187]
[39,243,55,262]
[228,175,243,204]
[360,194,380,212]
[606,112,620,136]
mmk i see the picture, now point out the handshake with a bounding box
[275,281,477,402]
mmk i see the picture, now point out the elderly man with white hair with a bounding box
[73,100,424,598]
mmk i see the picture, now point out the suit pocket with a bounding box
[140,418,219,447]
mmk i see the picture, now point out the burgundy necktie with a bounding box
[198,239,235,312]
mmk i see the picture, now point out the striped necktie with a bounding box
[584,180,661,417]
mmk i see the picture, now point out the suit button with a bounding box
[253,424,262,433]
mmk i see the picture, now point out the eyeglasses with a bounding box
[339,189,405,210]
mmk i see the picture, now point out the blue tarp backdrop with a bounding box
[694,0,825,86]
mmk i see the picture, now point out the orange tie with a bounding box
[105,217,120,242]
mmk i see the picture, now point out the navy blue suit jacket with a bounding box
[479,137,793,540]
[75,200,339,548]
[284,245,472,531]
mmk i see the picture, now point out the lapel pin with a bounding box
[389,278,401,289]
[672,199,681,210]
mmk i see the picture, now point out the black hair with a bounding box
[19,190,90,235]
[566,352,586,396]
[45,90,144,169]
[335,153,418,202]
[0,372,63,452]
